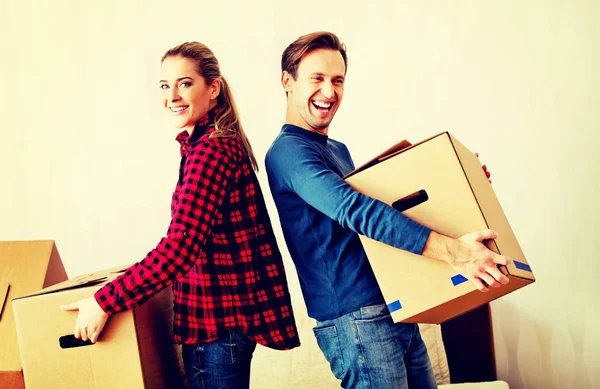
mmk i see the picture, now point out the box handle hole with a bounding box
[392,190,429,212]
[59,334,94,349]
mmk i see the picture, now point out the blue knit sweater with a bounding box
[265,124,431,321]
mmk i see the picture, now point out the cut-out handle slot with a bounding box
[59,335,94,349]
[392,190,429,213]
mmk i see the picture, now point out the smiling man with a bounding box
[265,32,510,389]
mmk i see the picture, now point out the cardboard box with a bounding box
[12,264,185,389]
[345,132,535,323]
[0,240,68,389]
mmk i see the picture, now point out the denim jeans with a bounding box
[313,303,437,389]
[182,329,257,389]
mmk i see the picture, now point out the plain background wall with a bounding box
[1,1,598,388]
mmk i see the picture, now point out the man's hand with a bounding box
[475,152,492,184]
[60,296,109,343]
[423,230,512,292]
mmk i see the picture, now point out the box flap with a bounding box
[13,277,109,300]
[343,140,412,179]
[0,283,9,320]
[109,265,130,274]
[42,242,69,288]
[13,263,133,301]
[344,132,450,179]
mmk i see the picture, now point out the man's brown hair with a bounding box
[281,31,348,80]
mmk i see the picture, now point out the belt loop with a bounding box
[354,306,363,320]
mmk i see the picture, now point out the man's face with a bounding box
[282,48,346,134]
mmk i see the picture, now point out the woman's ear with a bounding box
[210,78,221,100]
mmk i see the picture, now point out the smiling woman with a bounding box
[60,42,300,389]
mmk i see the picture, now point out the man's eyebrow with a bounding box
[310,72,345,79]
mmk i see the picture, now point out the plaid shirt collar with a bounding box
[175,106,221,156]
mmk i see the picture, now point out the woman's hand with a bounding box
[60,296,109,343]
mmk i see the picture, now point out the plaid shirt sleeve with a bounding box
[94,138,239,314]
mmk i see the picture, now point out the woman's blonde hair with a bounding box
[162,42,258,171]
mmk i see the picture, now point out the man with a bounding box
[265,31,510,389]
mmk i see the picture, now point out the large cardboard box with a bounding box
[345,132,535,324]
[0,240,68,389]
[12,264,185,389]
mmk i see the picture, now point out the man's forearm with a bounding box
[422,230,454,265]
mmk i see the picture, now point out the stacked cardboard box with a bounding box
[0,240,68,389]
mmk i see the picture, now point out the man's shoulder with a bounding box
[272,129,313,145]
[324,136,352,160]
[267,130,315,160]
[327,136,348,149]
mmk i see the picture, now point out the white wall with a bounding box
[1,1,598,388]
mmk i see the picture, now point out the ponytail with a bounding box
[211,76,258,171]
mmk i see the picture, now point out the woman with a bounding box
[61,42,300,389]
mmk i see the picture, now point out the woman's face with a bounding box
[159,56,220,133]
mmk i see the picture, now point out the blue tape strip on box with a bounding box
[387,300,402,313]
[513,260,532,272]
[451,274,468,286]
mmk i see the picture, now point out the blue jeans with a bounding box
[313,303,437,389]
[182,330,257,389]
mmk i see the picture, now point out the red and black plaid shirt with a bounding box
[95,108,300,350]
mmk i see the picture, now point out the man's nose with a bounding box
[320,81,334,99]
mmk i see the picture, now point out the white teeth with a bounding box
[313,101,332,109]
[170,106,188,112]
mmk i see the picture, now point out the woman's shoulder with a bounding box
[190,129,244,162]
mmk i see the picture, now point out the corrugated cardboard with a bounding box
[0,240,68,388]
[345,132,535,324]
[12,265,185,389]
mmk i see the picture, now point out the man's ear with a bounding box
[281,71,293,93]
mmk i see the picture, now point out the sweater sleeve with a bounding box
[267,136,431,255]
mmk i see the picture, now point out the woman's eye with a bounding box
[180,81,192,88]
[160,84,169,90]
